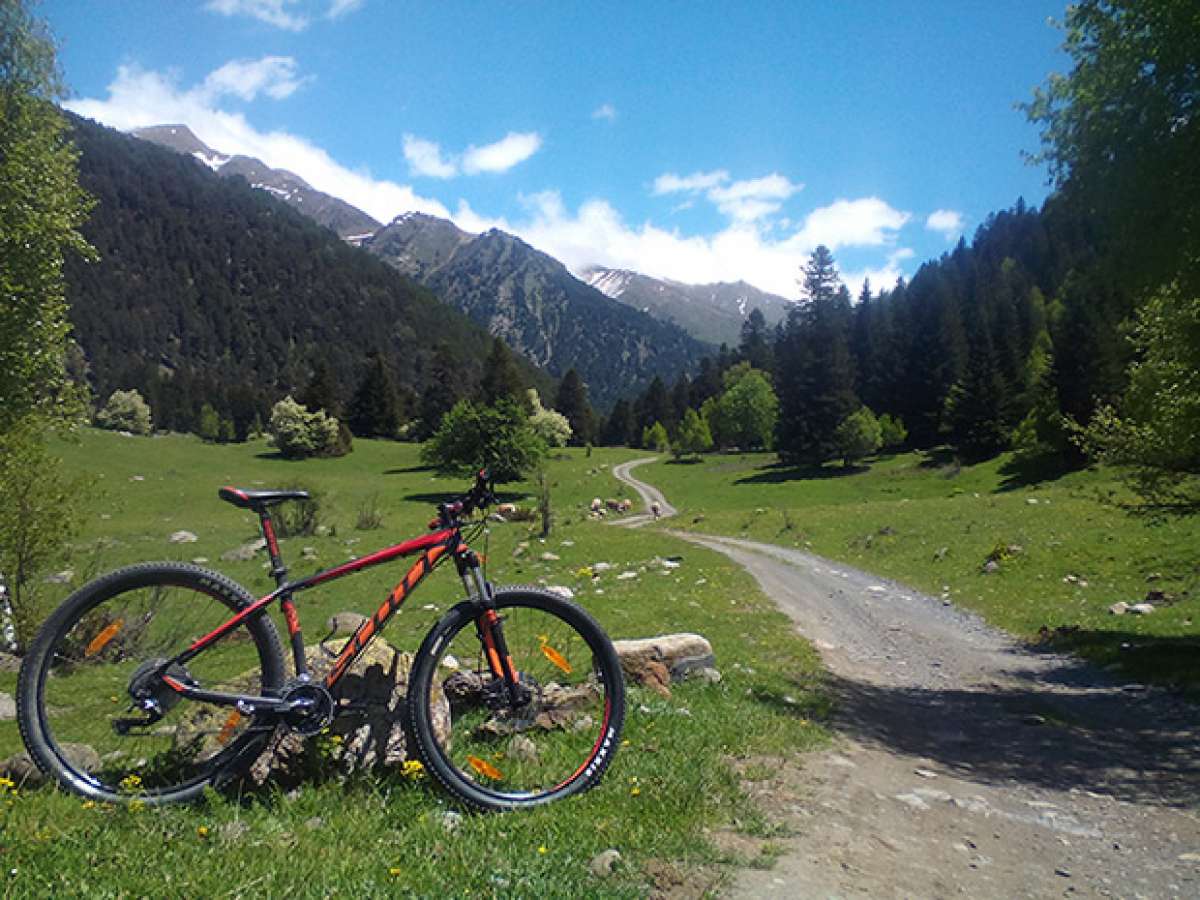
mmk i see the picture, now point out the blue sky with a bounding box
[45,0,1069,298]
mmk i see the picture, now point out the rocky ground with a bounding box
[615,460,1200,900]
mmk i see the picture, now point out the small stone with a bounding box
[1108,602,1129,616]
[169,530,198,544]
[221,538,266,562]
[589,849,622,877]
[439,811,463,833]
[867,585,887,593]
[1026,497,1039,504]
[301,547,318,560]
[1055,868,1071,878]
[617,571,638,580]
[43,569,74,584]
[0,692,15,721]
[914,768,939,779]
[129,474,144,481]
[592,562,613,573]
[895,792,930,811]
[506,734,539,763]
[539,552,560,562]
[1178,853,1200,862]
[1129,603,1156,615]
[982,560,1000,574]
[191,557,209,565]
[304,816,323,830]
[218,821,250,843]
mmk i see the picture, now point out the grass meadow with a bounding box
[648,449,1200,692]
[0,431,828,897]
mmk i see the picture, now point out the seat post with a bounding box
[257,507,288,586]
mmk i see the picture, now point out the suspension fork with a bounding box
[458,548,523,705]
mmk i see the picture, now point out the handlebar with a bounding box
[430,469,496,529]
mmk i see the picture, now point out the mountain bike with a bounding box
[16,470,625,810]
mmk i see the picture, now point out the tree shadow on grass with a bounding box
[756,662,1200,807]
[995,452,1077,493]
[735,462,867,485]
[1029,628,1200,697]
[665,457,705,466]
[383,464,435,475]
[402,490,530,506]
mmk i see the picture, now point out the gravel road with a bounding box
[614,459,1200,899]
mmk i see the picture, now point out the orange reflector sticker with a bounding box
[540,644,572,675]
[467,755,504,780]
[85,620,124,657]
[216,710,242,746]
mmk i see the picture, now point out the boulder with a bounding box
[613,633,716,688]
[0,742,100,787]
[178,640,450,786]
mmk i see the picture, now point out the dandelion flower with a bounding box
[388,867,402,877]
[197,826,209,838]
[537,845,548,855]
[630,786,641,796]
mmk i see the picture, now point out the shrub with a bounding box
[96,389,152,435]
[672,408,713,459]
[420,398,547,482]
[527,389,572,448]
[268,396,343,459]
[833,407,882,466]
[878,414,908,449]
[642,421,669,453]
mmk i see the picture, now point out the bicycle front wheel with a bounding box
[408,587,625,811]
[17,562,286,804]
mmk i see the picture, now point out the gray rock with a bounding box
[220,538,266,562]
[615,634,715,682]
[0,692,14,720]
[0,652,20,672]
[1129,602,1156,615]
[43,569,74,584]
[1109,602,1129,616]
[982,560,1001,574]
[169,530,198,544]
[668,653,718,681]
[539,552,560,562]
[1,742,100,786]
[589,849,622,877]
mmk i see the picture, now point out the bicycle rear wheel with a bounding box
[17,562,286,804]
[408,587,625,811]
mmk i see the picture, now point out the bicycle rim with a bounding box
[26,566,282,801]
[412,590,624,810]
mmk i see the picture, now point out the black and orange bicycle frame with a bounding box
[157,483,515,718]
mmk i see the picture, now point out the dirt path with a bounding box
[614,459,1200,899]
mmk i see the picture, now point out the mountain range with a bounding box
[131,126,784,355]
[583,267,792,346]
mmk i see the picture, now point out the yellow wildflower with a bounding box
[630,786,642,796]
[537,846,548,855]
[401,759,424,779]
[81,800,96,810]
[0,777,14,792]
[119,773,142,793]
[128,799,146,813]
[197,826,209,838]
[388,867,403,877]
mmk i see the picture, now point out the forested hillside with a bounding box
[365,213,712,410]
[63,116,544,437]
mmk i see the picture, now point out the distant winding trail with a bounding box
[613,458,1200,899]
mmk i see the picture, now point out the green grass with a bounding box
[0,430,828,896]
[649,449,1200,691]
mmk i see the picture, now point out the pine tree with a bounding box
[554,369,595,446]
[600,399,635,447]
[478,337,525,407]
[774,246,859,462]
[738,308,773,372]
[417,343,462,439]
[347,353,401,439]
[298,358,342,417]
[634,376,671,442]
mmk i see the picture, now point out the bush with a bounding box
[420,398,547,482]
[642,421,669,452]
[672,408,713,459]
[268,396,344,459]
[0,421,83,647]
[878,414,908,450]
[527,389,572,448]
[833,407,882,466]
[274,484,326,538]
[96,389,152,435]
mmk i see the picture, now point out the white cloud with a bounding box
[327,0,364,19]
[926,208,964,240]
[201,57,309,102]
[65,62,449,224]
[652,169,729,195]
[795,197,910,250]
[458,189,911,300]
[205,0,308,31]
[708,173,802,223]
[591,103,617,122]
[461,132,542,175]
[653,169,802,223]
[402,134,457,178]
